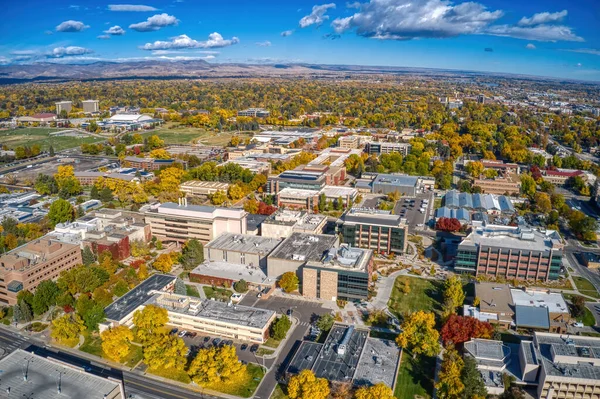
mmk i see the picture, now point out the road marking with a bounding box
[125,377,203,399]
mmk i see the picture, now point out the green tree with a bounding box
[520,174,536,198]
[48,199,75,227]
[181,239,204,270]
[234,279,248,293]
[316,313,335,332]
[461,356,487,399]
[99,187,114,203]
[271,315,292,340]
[82,246,96,266]
[32,280,59,315]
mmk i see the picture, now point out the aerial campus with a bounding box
[1,2,600,399]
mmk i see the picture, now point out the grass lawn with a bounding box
[141,124,253,146]
[27,322,48,332]
[186,284,200,297]
[573,276,600,299]
[123,344,144,368]
[256,348,275,356]
[263,338,281,349]
[0,127,105,151]
[203,286,232,301]
[388,276,442,321]
[217,363,265,398]
[79,332,103,357]
[394,354,435,399]
[149,367,191,384]
[579,307,597,327]
[270,384,289,399]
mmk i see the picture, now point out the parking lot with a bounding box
[394,191,434,231]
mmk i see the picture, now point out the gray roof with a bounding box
[373,173,418,188]
[354,338,401,388]
[515,305,550,329]
[465,339,511,362]
[340,209,404,228]
[435,207,470,222]
[0,349,121,399]
[287,341,322,374]
[268,232,338,263]
[104,274,175,321]
[312,325,369,382]
[444,190,513,213]
[205,233,281,255]
[535,333,600,380]
[459,225,562,253]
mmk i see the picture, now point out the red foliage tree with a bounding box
[530,165,543,181]
[435,217,462,232]
[130,259,146,269]
[440,314,494,346]
[257,202,277,215]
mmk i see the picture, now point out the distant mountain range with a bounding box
[0,59,586,84]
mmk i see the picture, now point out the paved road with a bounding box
[565,249,600,294]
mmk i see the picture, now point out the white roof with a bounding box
[511,288,569,314]
[108,114,153,123]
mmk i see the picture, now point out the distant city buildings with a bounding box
[366,141,412,156]
[55,100,72,115]
[237,108,270,118]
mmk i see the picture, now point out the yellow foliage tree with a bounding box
[227,184,244,201]
[354,383,394,399]
[287,369,330,399]
[210,190,227,206]
[153,253,174,273]
[149,149,171,160]
[436,347,465,399]
[133,304,168,343]
[51,313,85,345]
[138,264,149,280]
[158,167,185,193]
[396,311,440,358]
[143,333,187,371]
[101,325,133,362]
[443,276,465,314]
[188,345,248,387]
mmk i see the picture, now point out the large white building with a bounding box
[55,100,72,115]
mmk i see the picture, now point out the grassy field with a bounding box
[141,125,252,146]
[573,276,600,299]
[79,331,143,367]
[388,276,443,320]
[203,286,233,301]
[270,384,288,399]
[186,284,200,297]
[0,127,105,151]
[149,367,192,384]
[579,307,596,327]
[394,354,434,399]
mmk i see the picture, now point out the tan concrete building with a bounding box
[474,282,515,328]
[180,180,230,197]
[338,135,360,149]
[0,239,82,305]
[145,200,247,244]
[261,210,327,238]
[473,173,521,195]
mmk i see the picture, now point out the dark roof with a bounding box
[246,214,268,232]
[515,305,550,329]
[104,274,176,321]
[312,325,369,382]
[286,342,322,374]
[268,232,338,263]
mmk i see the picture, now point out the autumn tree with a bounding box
[101,326,133,362]
[287,369,330,399]
[520,174,536,198]
[354,383,394,399]
[465,161,484,178]
[153,253,174,273]
[435,217,462,232]
[143,333,187,371]
[133,304,168,343]
[443,276,465,315]
[244,198,259,214]
[440,314,493,346]
[534,192,552,214]
[278,272,299,293]
[188,345,248,387]
[51,313,85,345]
[210,190,227,206]
[396,311,440,358]
[436,347,465,399]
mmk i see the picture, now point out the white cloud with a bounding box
[104,25,126,35]
[346,1,361,8]
[562,48,600,56]
[129,13,178,32]
[44,30,54,35]
[256,41,272,47]
[97,34,111,39]
[331,1,582,43]
[485,24,583,42]
[577,62,582,67]
[0,57,10,65]
[51,46,94,57]
[108,4,158,11]
[332,0,502,39]
[518,10,567,26]
[141,33,239,50]
[300,3,336,28]
[56,20,90,32]
[526,43,536,49]
[281,30,294,37]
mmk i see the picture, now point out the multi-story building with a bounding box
[0,239,82,305]
[122,156,182,171]
[144,199,247,244]
[366,142,412,156]
[542,168,586,186]
[455,225,564,281]
[74,172,138,186]
[370,173,435,196]
[338,135,360,149]
[55,100,72,115]
[261,210,327,238]
[220,158,271,175]
[275,185,358,211]
[338,208,408,255]
[237,108,270,118]
[473,173,521,195]
[267,232,339,277]
[82,99,100,114]
[303,244,373,301]
[179,180,230,197]
[481,160,520,175]
[268,169,328,193]
[294,164,347,185]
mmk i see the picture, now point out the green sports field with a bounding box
[0,127,106,152]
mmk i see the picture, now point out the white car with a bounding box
[178,330,188,338]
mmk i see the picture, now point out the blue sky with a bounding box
[1,0,600,80]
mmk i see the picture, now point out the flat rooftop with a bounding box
[321,186,358,197]
[373,173,419,188]
[475,283,514,315]
[339,208,404,228]
[511,288,569,314]
[460,225,562,252]
[147,292,275,329]
[287,341,322,374]
[277,187,319,198]
[515,305,550,329]
[205,233,281,255]
[268,232,338,263]
[191,260,273,285]
[263,210,326,228]
[535,332,600,380]
[354,338,401,388]
[312,325,368,382]
[180,180,230,190]
[306,244,372,273]
[153,202,246,219]
[104,274,176,322]
[0,349,121,399]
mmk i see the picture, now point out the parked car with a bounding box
[178,330,188,338]
[213,338,222,346]
[250,344,259,353]
[188,332,197,338]
[203,336,211,343]
[240,344,248,351]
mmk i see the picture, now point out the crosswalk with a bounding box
[298,321,311,328]
[0,332,28,358]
